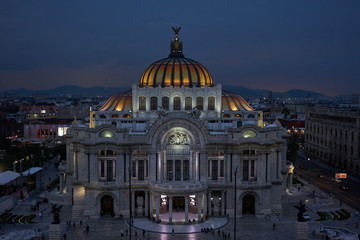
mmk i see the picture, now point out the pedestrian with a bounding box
[86,225,89,232]
[135,230,137,236]
[80,220,82,225]
[143,229,145,236]
[298,186,300,192]
[273,223,276,230]
[172,228,174,236]
[313,190,315,196]
[63,233,67,240]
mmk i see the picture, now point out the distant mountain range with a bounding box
[0,85,351,99]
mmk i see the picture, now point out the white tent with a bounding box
[0,171,21,185]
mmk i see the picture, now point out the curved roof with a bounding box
[221,90,254,111]
[139,57,213,88]
[99,89,132,111]
[99,89,253,112]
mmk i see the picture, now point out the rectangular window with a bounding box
[101,160,105,178]
[132,161,136,177]
[183,160,189,181]
[167,160,173,180]
[243,160,249,180]
[250,160,255,177]
[220,160,224,177]
[185,97,192,110]
[162,97,169,110]
[138,160,144,180]
[145,160,148,177]
[174,97,181,110]
[139,96,146,110]
[212,160,218,180]
[175,160,181,180]
[208,160,211,177]
[150,97,158,110]
[208,97,215,110]
[196,97,203,110]
[107,160,113,181]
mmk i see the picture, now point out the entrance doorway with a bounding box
[172,196,185,212]
[101,195,114,216]
[242,194,255,215]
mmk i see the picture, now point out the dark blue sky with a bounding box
[0,1,359,96]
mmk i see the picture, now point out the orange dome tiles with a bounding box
[139,57,213,88]
[99,90,132,111]
[222,90,254,111]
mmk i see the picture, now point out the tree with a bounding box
[281,107,290,119]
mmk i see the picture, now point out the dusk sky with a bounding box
[0,1,360,97]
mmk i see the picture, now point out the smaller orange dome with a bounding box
[99,90,132,111]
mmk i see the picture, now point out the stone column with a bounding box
[221,191,225,215]
[203,193,207,217]
[195,152,199,181]
[132,191,135,216]
[208,191,212,216]
[155,195,160,221]
[145,191,149,217]
[169,196,173,223]
[59,173,63,193]
[149,193,153,218]
[185,196,189,222]
[189,150,193,180]
[197,195,202,220]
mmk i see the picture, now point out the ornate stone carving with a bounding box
[168,132,189,145]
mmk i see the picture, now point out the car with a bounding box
[318,174,324,179]
[303,213,310,221]
[339,185,349,191]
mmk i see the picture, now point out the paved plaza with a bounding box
[1,161,360,240]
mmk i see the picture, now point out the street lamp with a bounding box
[128,167,132,240]
[233,167,238,240]
[307,158,310,183]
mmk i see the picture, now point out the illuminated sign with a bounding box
[335,173,347,179]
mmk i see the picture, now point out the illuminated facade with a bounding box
[62,28,290,221]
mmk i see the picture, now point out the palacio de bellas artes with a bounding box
[60,27,292,223]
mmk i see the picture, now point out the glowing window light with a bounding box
[99,130,115,138]
[242,129,257,139]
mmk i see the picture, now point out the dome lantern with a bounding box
[139,27,214,88]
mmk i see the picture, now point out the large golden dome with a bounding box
[139,27,213,88]
[139,57,213,88]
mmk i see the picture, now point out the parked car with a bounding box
[339,185,349,191]
[318,174,324,179]
[303,213,310,221]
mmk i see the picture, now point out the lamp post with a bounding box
[128,168,132,240]
[234,167,237,240]
[307,158,310,183]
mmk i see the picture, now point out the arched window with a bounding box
[173,97,181,110]
[162,97,169,110]
[139,96,146,111]
[248,114,255,118]
[185,97,192,110]
[99,130,115,138]
[123,114,130,118]
[242,129,257,138]
[196,97,203,110]
[208,97,215,111]
[150,97,158,110]
[223,114,231,118]
[234,114,242,118]
[111,114,119,118]
[99,114,106,119]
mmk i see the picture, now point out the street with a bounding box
[295,151,360,211]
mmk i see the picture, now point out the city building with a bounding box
[61,28,291,221]
[305,107,360,174]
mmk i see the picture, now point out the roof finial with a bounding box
[169,26,184,57]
